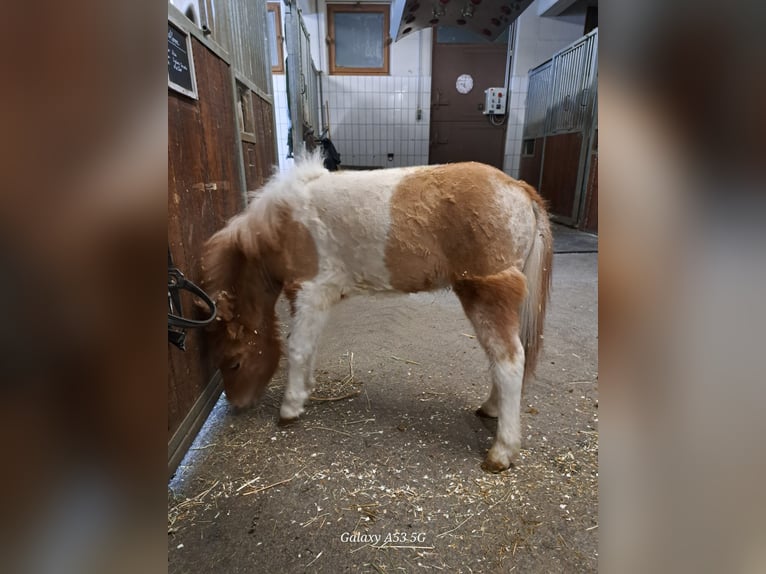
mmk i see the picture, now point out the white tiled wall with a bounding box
[272,74,295,171]
[324,75,431,168]
[271,0,587,175]
[271,2,433,170]
[273,72,431,170]
[503,75,530,178]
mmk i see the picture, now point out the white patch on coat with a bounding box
[280,283,336,420]
[487,337,525,466]
[278,163,422,295]
[491,174,537,263]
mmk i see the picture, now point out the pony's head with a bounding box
[202,220,282,408]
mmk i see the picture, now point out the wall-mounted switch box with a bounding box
[483,87,507,115]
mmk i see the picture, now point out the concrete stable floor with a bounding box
[168,225,598,573]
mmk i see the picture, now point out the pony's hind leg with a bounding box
[454,268,528,473]
[279,281,340,424]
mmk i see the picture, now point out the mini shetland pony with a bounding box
[203,155,553,472]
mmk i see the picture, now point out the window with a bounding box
[522,139,535,156]
[327,4,390,75]
[237,82,256,140]
[267,3,284,73]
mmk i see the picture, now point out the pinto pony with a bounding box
[202,155,553,472]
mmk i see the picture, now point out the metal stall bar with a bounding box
[284,2,323,158]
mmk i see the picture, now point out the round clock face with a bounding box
[456,74,474,94]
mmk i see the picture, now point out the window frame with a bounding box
[267,2,285,74]
[327,3,390,76]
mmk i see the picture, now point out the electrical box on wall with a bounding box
[483,87,507,115]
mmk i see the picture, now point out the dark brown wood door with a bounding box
[539,132,584,220]
[168,37,246,476]
[429,39,507,168]
[518,137,545,189]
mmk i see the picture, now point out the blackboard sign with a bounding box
[168,23,197,98]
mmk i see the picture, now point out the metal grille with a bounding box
[523,61,553,139]
[208,0,273,95]
[546,29,597,134]
[285,5,323,155]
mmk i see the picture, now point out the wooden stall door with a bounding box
[429,40,507,168]
[241,91,278,191]
[168,37,244,476]
[580,129,598,232]
[518,137,545,189]
[539,132,583,222]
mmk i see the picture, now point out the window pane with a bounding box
[334,12,384,68]
[267,10,279,68]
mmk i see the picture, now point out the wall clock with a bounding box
[456,74,474,94]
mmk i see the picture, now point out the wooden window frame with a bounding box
[268,2,284,74]
[327,3,390,76]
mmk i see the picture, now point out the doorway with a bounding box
[429,26,509,168]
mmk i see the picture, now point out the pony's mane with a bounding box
[203,152,328,311]
[242,152,328,253]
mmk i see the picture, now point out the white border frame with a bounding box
[168,21,199,99]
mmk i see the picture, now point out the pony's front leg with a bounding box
[278,283,339,424]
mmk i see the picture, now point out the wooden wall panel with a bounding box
[242,142,259,191]
[242,92,278,191]
[168,38,245,442]
[581,154,598,232]
[539,132,583,220]
[518,137,545,190]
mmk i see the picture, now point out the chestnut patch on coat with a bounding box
[261,205,319,286]
[454,268,528,362]
[202,203,319,407]
[384,163,526,292]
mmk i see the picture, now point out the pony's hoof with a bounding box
[481,457,514,473]
[475,407,498,419]
[277,416,299,427]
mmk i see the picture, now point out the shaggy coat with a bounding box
[203,155,552,472]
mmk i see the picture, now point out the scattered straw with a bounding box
[437,516,472,538]
[305,551,323,568]
[310,391,361,402]
[235,477,261,492]
[310,351,360,401]
[390,355,421,365]
[169,480,220,513]
[305,425,353,437]
[343,418,376,425]
[241,475,295,496]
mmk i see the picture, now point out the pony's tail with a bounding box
[519,200,554,382]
